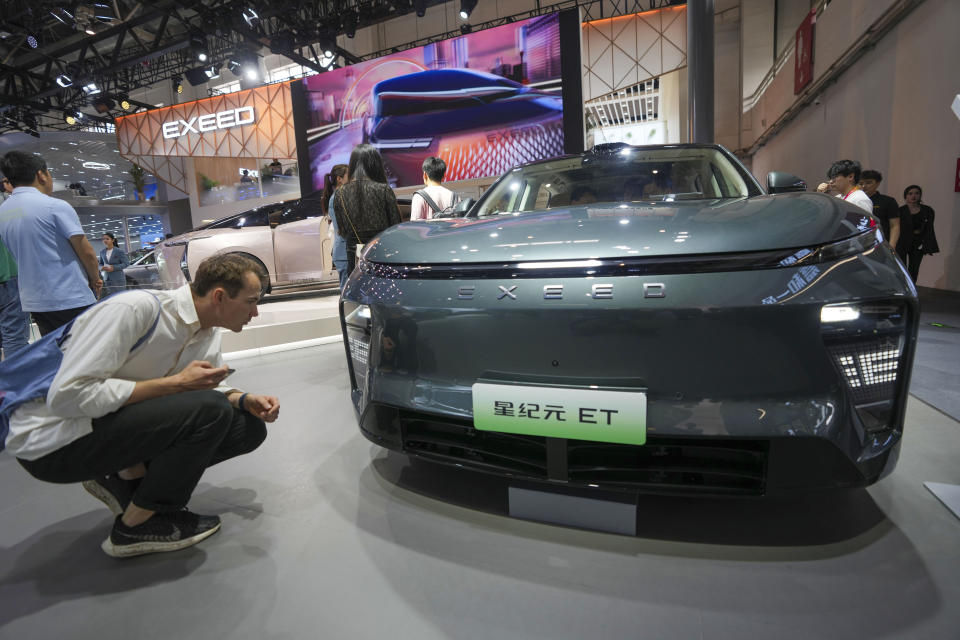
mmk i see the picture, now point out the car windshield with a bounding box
[473,146,761,217]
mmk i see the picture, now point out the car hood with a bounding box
[164,227,247,245]
[365,193,876,264]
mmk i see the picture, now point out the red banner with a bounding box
[794,9,815,95]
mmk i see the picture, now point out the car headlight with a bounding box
[821,301,910,441]
[343,302,372,391]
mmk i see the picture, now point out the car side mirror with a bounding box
[434,198,476,218]
[767,171,807,194]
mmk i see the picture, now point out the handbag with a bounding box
[337,189,365,254]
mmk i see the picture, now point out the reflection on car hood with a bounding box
[164,227,245,245]
[366,193,875,264]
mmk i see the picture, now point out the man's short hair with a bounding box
[861,169,882,183]
[827,159,861,183]
[191,254,267,298]
[0,151,47,187]
[422,156,447,183]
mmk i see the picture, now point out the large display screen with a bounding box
[302,13,564,190]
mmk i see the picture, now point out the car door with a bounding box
[271,198,336,285]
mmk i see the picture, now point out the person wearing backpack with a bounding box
[410,156,459,220]
[2,254,280,558]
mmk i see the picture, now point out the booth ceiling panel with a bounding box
[581,6,688,103]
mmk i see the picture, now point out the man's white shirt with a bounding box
[5,285,238,460]
[836,189,873,213]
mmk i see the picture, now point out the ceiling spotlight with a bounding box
[227,58,242,76]
[318,32,337,58]
[342,9,358,38]
[244,66,258,81]
[459,0,477,20]
[92,97,115,113]
[85,27,96,35]
[460,24,472,34]
[56,74,73,87]
[82,82,101,95]
[242,8,260,29]
[190,33,208,61]
[26,34,39,48]
[414,0,427,17]
[64,111,83,125]
[172,76,183,94]
[204,65,220,79]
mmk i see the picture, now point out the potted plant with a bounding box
[199,173,219,191]
[129,164,146,202]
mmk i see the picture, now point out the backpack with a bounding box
[415,189,461,218]
[0,292,161,453]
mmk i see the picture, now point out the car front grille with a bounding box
[399,411,768,495]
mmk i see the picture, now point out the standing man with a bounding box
[0,175,31,358]
[7,254,280,558]
[825,159,873,214]
[0,151,102,335]
[410,156,458,220]
[860,169,901,252]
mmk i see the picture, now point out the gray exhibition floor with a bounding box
[2,333,960,638]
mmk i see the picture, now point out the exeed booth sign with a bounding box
[161,106,256,139]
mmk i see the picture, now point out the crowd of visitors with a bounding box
[817,158,938,283]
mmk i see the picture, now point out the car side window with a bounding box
[141,252,156,265]
[233,209,270,228]
[273,201,318,226]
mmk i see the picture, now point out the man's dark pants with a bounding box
[19,390,267,512]
[32,305,92,337]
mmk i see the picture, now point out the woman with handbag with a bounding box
[333,144,402,276]
[99,232,130,297]
[897,184,939,283]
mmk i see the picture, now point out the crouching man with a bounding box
[6,254,279,558]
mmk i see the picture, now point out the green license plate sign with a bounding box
[472,382,647,445]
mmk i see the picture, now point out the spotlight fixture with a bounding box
[244,66,258,81]
[92,97,115,113]
[414,0,427,17]
[85,27,95,35]
[56,74,73,87]
[318,34,336,58]
[227,57,243,76]
[460,23,472,34]
[341,9,358,38]
[82,82,101,95]
[64,110,84,125]
[26,34,38,48]
[459,0,477,20]
[190,33,208,62]
[204,65,220,80]
[172,76,183,94]
[242,8,260,29]
[120,97,131,110]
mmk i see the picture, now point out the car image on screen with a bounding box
[367,69,564,184]
[340,143,919,496]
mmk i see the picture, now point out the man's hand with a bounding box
[174,361,231,391]
[90,278,103,297]
[243,394,280,422]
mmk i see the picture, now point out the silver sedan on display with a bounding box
[157,195,340,293]
[341,143,918,495]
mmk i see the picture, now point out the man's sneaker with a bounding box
[101,510,222,558]
[82,474,140,516]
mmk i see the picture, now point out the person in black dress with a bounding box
[898,184,939,283]
[332,144,402,274]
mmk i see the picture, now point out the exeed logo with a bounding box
[161,106,256,139]
[456,283,666,300]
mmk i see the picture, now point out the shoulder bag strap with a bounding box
[337,188,363,244]
[416,189,443,213]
